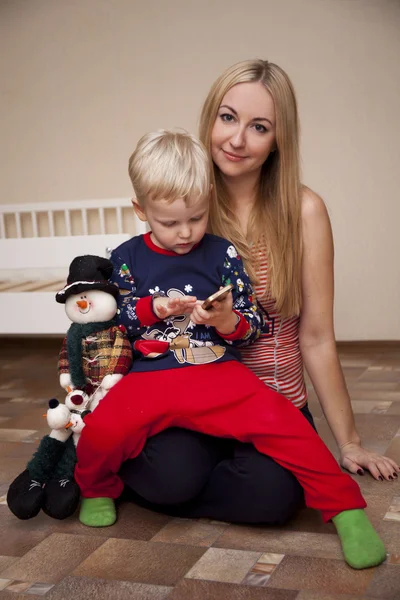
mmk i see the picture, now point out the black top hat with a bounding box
[56,255,119,304]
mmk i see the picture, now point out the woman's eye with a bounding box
[254,123,267,134]
[220,113,234,122]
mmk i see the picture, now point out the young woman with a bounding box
[120,59,399,525]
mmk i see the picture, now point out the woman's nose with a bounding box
[230,126,246,148]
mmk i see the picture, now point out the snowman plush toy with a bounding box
[7,255,132,520]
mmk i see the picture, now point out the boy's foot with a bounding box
[332,508,386,569]
[79,497,116,527]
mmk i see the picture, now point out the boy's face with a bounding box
[134,195,209,255]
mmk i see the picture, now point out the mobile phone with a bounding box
[202,283,234,310]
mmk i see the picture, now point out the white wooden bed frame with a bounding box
[0,198,146,335]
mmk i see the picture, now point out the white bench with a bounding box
[0,198,146,335]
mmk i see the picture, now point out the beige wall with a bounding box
[1,0,399,340]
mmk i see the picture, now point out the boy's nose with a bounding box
[179,226,191,239]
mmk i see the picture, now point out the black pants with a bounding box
[119,404,316,525]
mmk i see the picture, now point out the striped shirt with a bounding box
[240,245,307,408]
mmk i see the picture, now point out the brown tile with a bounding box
[284,507,336,534]
[214,525,343,560]
[296,592,379,600]
[0,533,105,583]
[73,539,206,586]
[47,501,171,541]
[168,578,298,599]
[151,518,228,547]
[185,547,261,583]
[365,564,400,599]
[0,441,40,460]
[0,506,58,557]
[45,577,172,600]
[0,456,31,484]
[267,555,375,594]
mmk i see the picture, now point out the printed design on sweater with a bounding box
[135,288,226,365]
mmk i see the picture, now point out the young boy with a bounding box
[75,130,385,570]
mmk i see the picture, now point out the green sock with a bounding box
[79,497,116,527]
[332,509,386,569]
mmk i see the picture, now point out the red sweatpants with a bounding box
[75,362,366,522]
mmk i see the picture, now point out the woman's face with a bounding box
[211,81,276,180]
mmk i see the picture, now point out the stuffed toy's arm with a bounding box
[58,337,72,391]
[102,327,133,390]
[217,244,262,347]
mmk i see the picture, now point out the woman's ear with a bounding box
[132,198,147,222]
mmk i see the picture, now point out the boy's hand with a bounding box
[190,289,238,334]
[153,295,197,319]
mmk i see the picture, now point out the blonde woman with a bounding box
[120,60,399,525]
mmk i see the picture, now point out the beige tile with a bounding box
[0,578,12,591]
[268,555,375,595]
[151,518,228,547]
[185,547,261,584]
[214,526,343,560]
[73,539,206,586]
[0,533,105,584]
[0,429,37,442]
[350,400,392,414]
[5,581,32,592]
[44,577,171,600]
[0,556,18,572]
[168,579,298,599]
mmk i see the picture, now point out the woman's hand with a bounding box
[191,290,238,334]
[340,441,399,481]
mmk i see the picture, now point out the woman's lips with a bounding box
[222,149,247,162]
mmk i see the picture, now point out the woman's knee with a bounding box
[120,428,227,505]
[219,446,304,524]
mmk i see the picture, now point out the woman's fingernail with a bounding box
[378,476,383,481]
[357,469,364,476]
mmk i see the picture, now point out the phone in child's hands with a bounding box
[202,284,234,311]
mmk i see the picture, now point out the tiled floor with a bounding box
[0,338,399,599]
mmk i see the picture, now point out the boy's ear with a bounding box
[132,198,147,222]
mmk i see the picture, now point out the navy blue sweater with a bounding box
[110,233,261,372]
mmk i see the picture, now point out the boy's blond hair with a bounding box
[129,129,211,206]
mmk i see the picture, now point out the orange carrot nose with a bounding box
[65,422,73,429]
[77,300,88,309]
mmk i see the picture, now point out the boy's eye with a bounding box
[163,222,176,227]
[220,113,235,122]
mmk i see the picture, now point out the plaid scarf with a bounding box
[67,320,115,387]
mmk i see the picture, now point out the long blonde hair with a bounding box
[199,59,302,317]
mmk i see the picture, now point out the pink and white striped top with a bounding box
[240,245,307,408]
